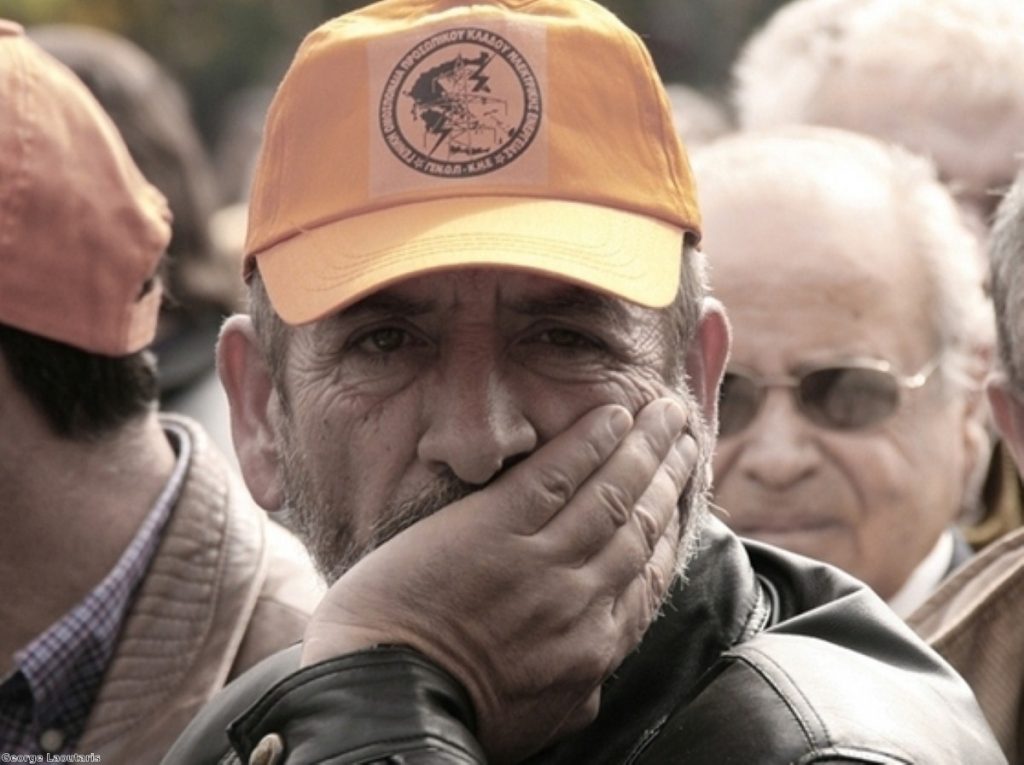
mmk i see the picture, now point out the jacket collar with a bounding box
[77,414,270,758]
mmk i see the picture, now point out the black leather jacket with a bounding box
[165,518,1005,764]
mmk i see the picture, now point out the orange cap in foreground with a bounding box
[0,20,171,356]
[246,0,701,325]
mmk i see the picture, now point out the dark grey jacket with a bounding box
[164,517,1005,764]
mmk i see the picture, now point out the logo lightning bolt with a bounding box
[469,52,493,92]
[428,51,494,156]
[429,125,452,156]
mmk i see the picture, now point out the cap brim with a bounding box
[255,195,684,325]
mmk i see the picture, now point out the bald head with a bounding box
[695,126,990,370]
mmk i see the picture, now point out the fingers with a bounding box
[603,432,695,665]
[514,446,691,747]
[609,509,682,658]
[539,399,690,560]
[493,404,634,533]
[587,430,695,588]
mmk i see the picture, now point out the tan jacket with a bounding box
[76,414,323,763]
[908,526,1024,764]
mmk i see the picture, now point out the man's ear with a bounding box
[956,365,993,520]
[987,376,1024,475]
[218,315,286,510]
[684,297,731,427]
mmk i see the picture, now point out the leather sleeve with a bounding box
[227,646,486,764]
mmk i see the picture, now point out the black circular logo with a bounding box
[380,28,542,178]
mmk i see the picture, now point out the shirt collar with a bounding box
[887,530,955,618]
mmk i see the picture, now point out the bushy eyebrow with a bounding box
[507,286,634,332]
[316,284,636,337]
[341,292,438,318]
[312,293,437,343]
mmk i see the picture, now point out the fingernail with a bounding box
[674,433,697,460]
[662,400,685,435]
[608,408,632,439]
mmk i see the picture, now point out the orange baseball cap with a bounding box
[0,21,171,356]
[246,0,701,325]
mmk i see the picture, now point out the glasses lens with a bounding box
[719,372,763,437]
[799,367,901,430]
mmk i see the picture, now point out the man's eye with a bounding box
[356,327,411,353]
[536,328,603,349]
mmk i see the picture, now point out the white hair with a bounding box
[733,0,1024,210]
[693,125,994,386]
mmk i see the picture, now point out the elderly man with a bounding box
[0,23,320,761]
[732,0,1024,548]
[165,2,1004,763]
[908,174,1024,763]
[696,127,993,616]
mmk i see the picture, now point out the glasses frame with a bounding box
[719,354,943,435]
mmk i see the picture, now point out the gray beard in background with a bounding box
[278,388,716,591]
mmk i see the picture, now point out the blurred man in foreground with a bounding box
[165,2,1003,762]
[31,23,242,460]
[696,127,994,615]
[0,23,320,761]
[909,174,1024,763]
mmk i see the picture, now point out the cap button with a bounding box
[0,20,25,37]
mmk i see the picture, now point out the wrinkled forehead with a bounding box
[321,267,650,327]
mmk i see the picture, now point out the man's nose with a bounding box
[735,390,819,490]
[417,360,538,486]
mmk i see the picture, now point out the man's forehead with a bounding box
[331,269,643,324]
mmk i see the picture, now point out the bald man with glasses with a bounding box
[696,126,995,616]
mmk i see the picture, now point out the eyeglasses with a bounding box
[718,356,942,437]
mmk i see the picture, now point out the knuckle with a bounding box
[578,433,608,467]
[631,507,660,556]
[645,471,684,518]
[534,464,577,508]
[577,627,618,680]
[576,651,609,684]
[593,481,633,528]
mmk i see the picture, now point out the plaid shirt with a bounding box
[0,422,191,756]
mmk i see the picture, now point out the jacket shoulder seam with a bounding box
[727,646,832,752]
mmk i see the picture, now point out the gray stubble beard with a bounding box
[278,388,715,600]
